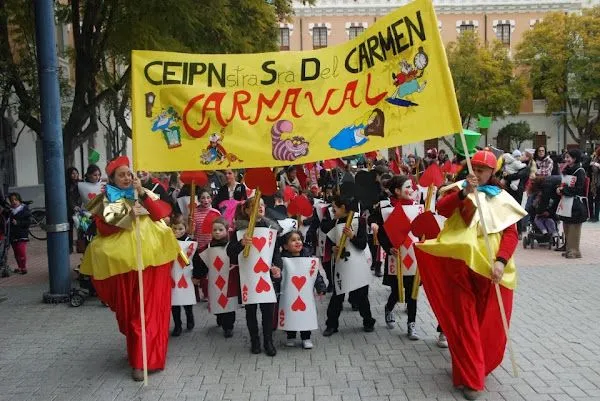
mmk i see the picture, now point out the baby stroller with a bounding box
[523,175,565,250]
[0,205,11,278]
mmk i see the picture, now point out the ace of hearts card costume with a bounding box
[414,180,526,391]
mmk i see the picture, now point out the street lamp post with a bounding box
[34,0,71,302]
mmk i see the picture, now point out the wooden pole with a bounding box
[188,181,196,234]
[335,211,355,262]
[412,184,435,300]
[457,132,518,378]
[243,189,262,258]
[133,192,148,386]
[397,248,404,303]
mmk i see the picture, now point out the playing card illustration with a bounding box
[201,246,237,314]
[237,227,277,304]
[279,257,319,331]
[327,222,371,295]
[171,240,198,306]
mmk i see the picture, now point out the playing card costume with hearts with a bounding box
[278,257,319,331]
[171,240,198,306]
[326,218,372,295]
[415,173,526,392]
[78,181,104,208]
[200,245,237,314]
[236,227,278,304]
[80,156,179,373]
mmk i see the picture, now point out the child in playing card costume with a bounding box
[196,217,238,338]
[169,214,201,337]
[79,156,180,382]
[414,150,526,400]
[227,197,282,356]
[322,196,376,336]
[280,230,327,350]
[375,175,421,340]
[192,188,221,301]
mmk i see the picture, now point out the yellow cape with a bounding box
[416,187,527,290]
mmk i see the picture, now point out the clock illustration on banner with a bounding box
[414,46,428,71]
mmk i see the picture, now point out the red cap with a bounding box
[471,150,497,170]
[106,156,130,176]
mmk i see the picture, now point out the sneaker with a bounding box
[171,326,182,337]
[302,339,314,349]
[437,333,449,348]
[286,338,296,347]
[407,322,420,340]
[384,308,396,329]
[363,325,375,333]
[223,329,233,338]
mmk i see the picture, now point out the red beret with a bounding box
[106,156,130,176]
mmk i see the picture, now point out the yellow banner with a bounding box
[131,0,461,171]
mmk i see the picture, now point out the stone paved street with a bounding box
[1,223,599,401]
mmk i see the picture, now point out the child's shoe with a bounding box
[437,332,449,348]
[286,338,296,347]
[171,326,182,337]
[302,339,314,349]
[407,322,420,340]
[384,307,395,329]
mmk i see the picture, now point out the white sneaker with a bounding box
[407,322,420,340]
[302,339,314,349]
[286,338,296,347]
[384,308,396,329]
[437,332,448,348]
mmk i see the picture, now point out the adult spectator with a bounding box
[279,165,300,189]
[213,169,247,210]
[65,167,81,253]
[588,146,600,223]
[534,146,553,177]
[556,148,587,258]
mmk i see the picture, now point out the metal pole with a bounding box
[34,0,71,302]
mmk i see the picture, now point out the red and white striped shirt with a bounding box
[193,206,221,249]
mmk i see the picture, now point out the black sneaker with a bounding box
[322,327,338,337]
[186,316,195,331]
[223,329,233,338]
[171,326,182,337]
[363,325,375,333]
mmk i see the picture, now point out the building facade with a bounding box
[282,0,597,157]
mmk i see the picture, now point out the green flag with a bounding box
[478,115,492,129]
[88,148,100,164]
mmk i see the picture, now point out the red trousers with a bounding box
[11,241,27,271]
[415,249,513,391]
[93,263,172,370]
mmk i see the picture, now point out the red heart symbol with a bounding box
[252,237,267,252]
[291,276,306,291]
[253,258,270,274]
[291,296,306,312]
[87,193,96,200]
[255,277,271,293]
[242,284,248,302]
[177,276,188,289]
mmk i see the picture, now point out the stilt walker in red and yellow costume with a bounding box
[415,150,527,400]
[80,156,180,381]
